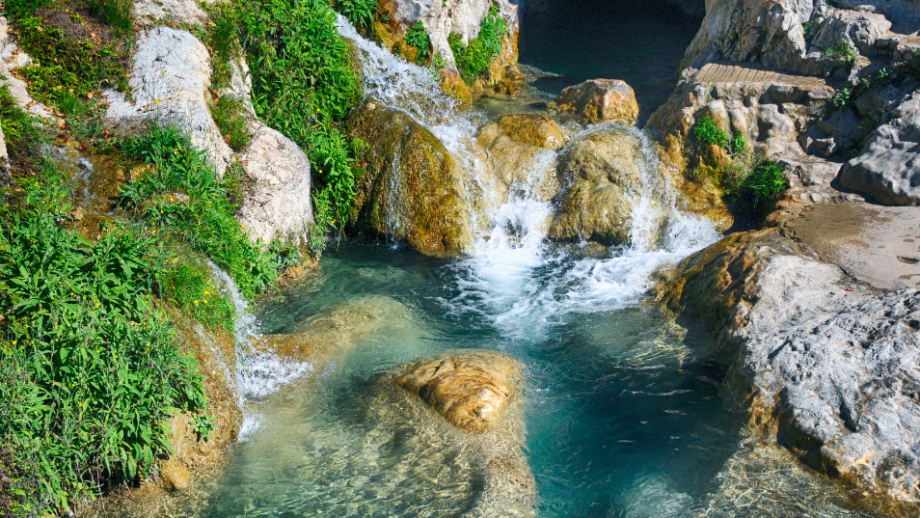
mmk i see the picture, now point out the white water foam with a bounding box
[336,16,719,338]
[208,262,312,435]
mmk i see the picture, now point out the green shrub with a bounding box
[833,86,853,110]
[334,0,378,30]
[826,41,856,68]
[731,160,788,215]
[85,0,134,35]
[209,96,252,151]
[802,21,815,41]
[0,174,210,514]
[225,0,364,245]
[2,0,52,17]
[731,131,747,154]
[405,21,431,65]
[693,116,730,149]
[448,4,507,84]
[119,126,299,299]
[15,15,129,106]
[160,259,237,333]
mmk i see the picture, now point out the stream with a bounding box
[106,15,880,518]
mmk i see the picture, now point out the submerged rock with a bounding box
[548,129,645,244]
[345,99,472,255]
[653,227,920,510]
[104,27,234,174]
[390,350,535,517]
[237,123,314,244]
[550,79,639,125]
[396,352,520,433]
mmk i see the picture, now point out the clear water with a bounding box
[156,242,742,518]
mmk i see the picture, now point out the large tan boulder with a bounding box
[548,129,645,244]
[395,352,521,433]
[345,99,472,255]
[496,114,564,150]
[549,79,639,125]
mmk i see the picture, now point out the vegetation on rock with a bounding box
[211,0,366,252]
[333,0,378,31]
[405,21,431,65]
[448,4,507,84]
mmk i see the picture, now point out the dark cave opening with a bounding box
[520,0,706,122]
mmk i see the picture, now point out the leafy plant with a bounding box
[731,160,788,215]
[731,131,747,154]
[335,0,378,30]
[209,95,252,151]
[405,21,432,65]
[160,259,237,333]
[833,86,853,109]
[15,15,130,106]
[826,41,857,68]
[220,0,365,248]
[0,170,210,514]
[119,126,295,298]
[693,116,730,149]
[448,4,507,84]
[2,0,52,17]
[802,21,815,41]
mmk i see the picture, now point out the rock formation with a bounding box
[550,79,640,125]
[345,99,472,254]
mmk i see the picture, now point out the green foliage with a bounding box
[161,259,236,333]
[224,0,364,247]
[15,15,129,106]
[334,0,378,30]
[203,4,242,89]
[85,0,134,35]
[405,21,431,65]
[0,165,209,514]
[826,41,857,68]
[731,131,747,154]
[731,160,789,216]
[119,126,299,299]
[2,0,52,17]
[209,96,252,151]
[693,116,730,149]
[448,4,507,84]
[802,21,815,41]
[833,86,853,109]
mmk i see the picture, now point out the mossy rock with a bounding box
[345,99,471,254]
[548,130,645,245]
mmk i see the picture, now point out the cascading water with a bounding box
[118,17,867,518]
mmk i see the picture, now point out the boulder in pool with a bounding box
[395,352,521,433]
[550,79,639,126]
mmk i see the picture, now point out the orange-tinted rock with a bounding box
[550,79,639,125]
[395,352,521,433]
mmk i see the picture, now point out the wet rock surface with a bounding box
[550,79,639,125]
[345,99,472,254]
[396,352,521,433]
[654,227,920,510]
[548,128,644,244]
[390,350,534,517]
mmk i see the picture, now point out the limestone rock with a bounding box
[133,0,209,25]
[158,460,191,491]
[0,17,52,118]
[476,117,560,206]
[810,8,891,56]
[839,92,920,206]
[395,352,522,433]
[549,79,639,125]
[654,228,920,507]
[344,99,471,255]
[548,129,645,244]
[496,114,564,150]
[104,27,234,175]
[237,124,314,244]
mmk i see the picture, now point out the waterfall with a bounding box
[335,16,719,337]
[207,262,312,438]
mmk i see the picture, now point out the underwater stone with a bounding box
[396,352,522,433]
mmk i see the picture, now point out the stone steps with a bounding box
[691,62,833,89]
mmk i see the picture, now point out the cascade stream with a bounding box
[109,17,876,518]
